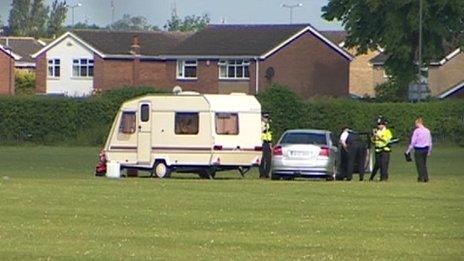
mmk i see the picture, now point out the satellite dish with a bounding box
[172,85,182,95]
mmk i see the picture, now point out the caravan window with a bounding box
[175,113,199,135]
[215,113,239,135]
[140,104,150,122]
[119,111,136,134]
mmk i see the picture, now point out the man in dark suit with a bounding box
[339,127,366,181]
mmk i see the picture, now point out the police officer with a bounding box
[339,127,366,181]
[259,112,272,179]
[369,117,393,181]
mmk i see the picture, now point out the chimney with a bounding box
[130,35,140,55]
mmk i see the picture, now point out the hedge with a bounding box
[0,86,463,146]
[258,85,464,146]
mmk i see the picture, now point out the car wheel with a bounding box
[154,161,171,178]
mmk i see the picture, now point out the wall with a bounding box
[348,49,383,97]
[165,60,219,93]
[429,51,464,96]
[94,57,133,91]
[45,36,94,96]
[35,53,47,93]
[258,31,350,99]
[0,50,15,95]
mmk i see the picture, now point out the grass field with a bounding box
[0,146,463,260]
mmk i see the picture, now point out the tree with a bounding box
[323,0,464,100]
[47,0,67,38]
[110,14,153,31]
[165,13,210,32]
[72,22,101,30]
[29,0,49,38]
[8,0,31,36]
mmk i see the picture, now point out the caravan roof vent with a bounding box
[178,91,200,96]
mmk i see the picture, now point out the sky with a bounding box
[0,0,342,30]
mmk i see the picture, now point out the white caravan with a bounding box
[103,92,263,178]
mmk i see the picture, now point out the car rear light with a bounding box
[254,146,263,151]
[273,146,283,156]
[319,147,330,157]
[213,145,223,150]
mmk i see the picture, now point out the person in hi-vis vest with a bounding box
[259,112,272,179]
[370,116,393,181]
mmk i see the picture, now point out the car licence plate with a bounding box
[290,151,309,157]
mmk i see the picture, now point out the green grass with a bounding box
[0,146,463,260]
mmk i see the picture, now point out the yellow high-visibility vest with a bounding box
[262,130,272,142]
[372,128,392,152]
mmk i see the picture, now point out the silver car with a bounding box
[271,129,338,180]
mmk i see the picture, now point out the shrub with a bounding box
[15,71,35,96]
[257,83,305,141]
[0,86,463,146]
[95,86,166,106]
[257,85,464,146]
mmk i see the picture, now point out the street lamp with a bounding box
[281,3,303,24]
[409,0,427,102]
[70,3,82,28]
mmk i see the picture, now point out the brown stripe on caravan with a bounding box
[152,147,211,151]
[110,146,138,150]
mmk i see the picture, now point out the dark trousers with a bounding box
[370,151,390,181]
[346,145,366,181]
[259,141,271,178]
[414,149,429,182]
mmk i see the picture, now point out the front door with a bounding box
[137,102,152,164]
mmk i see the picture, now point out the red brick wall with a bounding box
[93,56,173,92]
[138,60,169,88]
[93,56,133,91]
[0,51,15,95]
[35,53,47,93]
[258,31,350,99]
[165,60,219,93]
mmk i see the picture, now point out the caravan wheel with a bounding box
[154,161,171,178]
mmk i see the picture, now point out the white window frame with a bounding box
[218,59,250,80]
[47,59,60,78]
[72,58,94,78]
[177,60,198,79]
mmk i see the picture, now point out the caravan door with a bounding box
[137,102,152,165]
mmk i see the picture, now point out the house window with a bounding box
[219,60,250,79]
[215,113,239,135]
[72,58,94,77]
[175,112,199,135]
[48,59,60,77]
[119,111,136,134]
[177,60,197,79]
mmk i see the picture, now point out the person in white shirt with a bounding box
[339,127,365,181]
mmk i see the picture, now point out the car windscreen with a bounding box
[280,132,327,145]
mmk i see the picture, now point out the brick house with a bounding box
[0,44,16,94]
[164,24,352,98]
[33,25,351,98]
[0,37,46,94]
[371,48,464,99]
[320,31,384,98]
[32,30,191,96]
[0,37,46,71]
